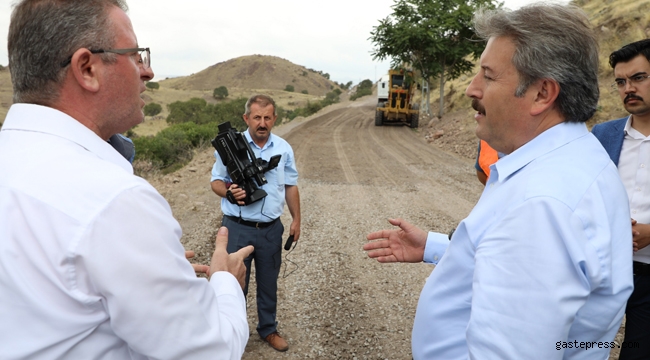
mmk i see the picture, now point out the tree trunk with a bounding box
[438,64,445,118]
[421,78,431,116]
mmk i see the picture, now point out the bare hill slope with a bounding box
[161,55,338,96]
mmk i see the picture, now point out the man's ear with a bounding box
[69,48,101,93]
[530,79,560,116]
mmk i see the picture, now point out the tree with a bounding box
[143,102,162,117]
[350,79,373,101]
[145,81,159,91]
[285,84,295,92]
[370,0,501,117]
[213,86,228,99]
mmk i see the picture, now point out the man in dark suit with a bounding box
[592,39,650,360]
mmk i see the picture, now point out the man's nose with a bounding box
[141,66,154,82]
[466,75,481,99]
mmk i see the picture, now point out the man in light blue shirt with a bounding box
[211,94,300,352]
[364,4,633,359]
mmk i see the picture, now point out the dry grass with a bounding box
[135,82,329,137]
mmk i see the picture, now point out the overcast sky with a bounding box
[0,0,569,85]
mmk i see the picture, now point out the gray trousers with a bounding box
[222,216,284,338]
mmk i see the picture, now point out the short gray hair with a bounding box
[8,0,128,105]
[473,4,599,123]
[244,94,277,116]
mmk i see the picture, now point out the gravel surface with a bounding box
[144,96,624,359]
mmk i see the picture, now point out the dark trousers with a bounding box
[619,274,650,360]
[222,216,284,338]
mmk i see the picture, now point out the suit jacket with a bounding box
[591,116,628,166]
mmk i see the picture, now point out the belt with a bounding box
[633,261,650,276]
[224,215,278,229]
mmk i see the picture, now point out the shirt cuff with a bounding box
[423,232,449,265]
[209,272,245,302]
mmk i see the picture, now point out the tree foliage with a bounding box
[143,102,162,116]
[370,0,501,116]
[350,79,373,101]
[213,86,229,99]
[145,81,159,91]
[285,84,295,92]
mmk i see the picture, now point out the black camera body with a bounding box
[211,122,281,205]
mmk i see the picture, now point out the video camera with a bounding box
[211,121,281,205]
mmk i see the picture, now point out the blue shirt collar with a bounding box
[491,122,589,183]
[244,127,275,150]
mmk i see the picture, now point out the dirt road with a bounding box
[147,96,483,359]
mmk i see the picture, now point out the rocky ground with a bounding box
[142,96,625,359]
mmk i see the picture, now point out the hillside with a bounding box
[161,55,338,97]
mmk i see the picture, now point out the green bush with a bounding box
[285,85,294,92]
[350,87,372,101]
[358,79,373,90]
[133,128,193,169]
[143,102,162,116]
[301,90,308,94]
[213,86,228,99]
[145,81,159,91]
[167,98,208,124]
[350,79,373,101]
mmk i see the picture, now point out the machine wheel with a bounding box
[410,112,419,128]
[375,110,384,126]
[410,104,420,128]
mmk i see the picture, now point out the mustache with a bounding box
[472,98,486,115]
[625,94,644,104]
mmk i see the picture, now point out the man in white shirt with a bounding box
[592,38,650,360]
[364,4,634,359]
[0,1,253,359]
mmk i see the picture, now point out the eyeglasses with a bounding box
[610,74,650,91]
[60,47,150,69]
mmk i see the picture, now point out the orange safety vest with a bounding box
[478,140,499,177]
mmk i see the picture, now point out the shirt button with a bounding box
[641,164,646,168]
[434,256,439,261]
[633,210,638,214]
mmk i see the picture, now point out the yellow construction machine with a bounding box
[375,69,419,128]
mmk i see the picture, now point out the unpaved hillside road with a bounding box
[149,97,484,359]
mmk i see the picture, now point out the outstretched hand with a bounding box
[363,218,427,263]
[209,227,254,289]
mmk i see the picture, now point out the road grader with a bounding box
[375,69,419,128]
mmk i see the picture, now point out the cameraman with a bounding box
[210,94,301,352]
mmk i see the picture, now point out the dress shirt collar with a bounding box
[491,121,589,183]
[623,115,649,140]
[244,127,275,150]
[2,103,133,173]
